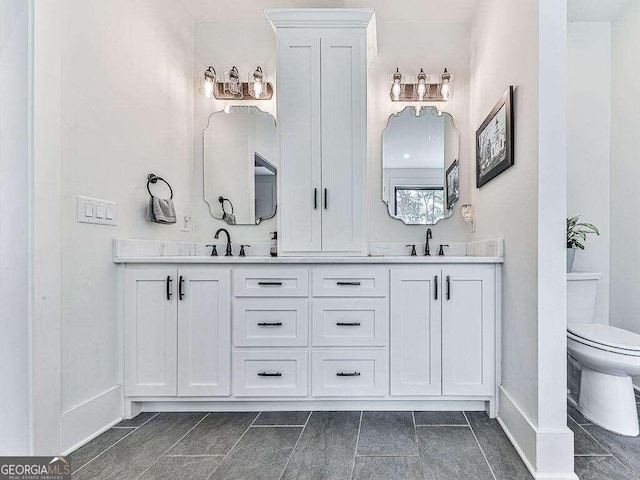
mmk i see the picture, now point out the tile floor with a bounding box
[69,410,532,480]
[69,395,640,480]
[567,391,640,480]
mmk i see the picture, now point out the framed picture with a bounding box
[445,158,459,210]
[476,86,514,187]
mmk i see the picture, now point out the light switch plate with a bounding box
[77,196,117,226]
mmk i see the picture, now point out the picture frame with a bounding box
[445,158,459,210]
[476,86,514,188]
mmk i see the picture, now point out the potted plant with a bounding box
[567,216,599,272]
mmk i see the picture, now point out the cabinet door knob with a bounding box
[434,275,438,300]
[314,188,318,210]
[166,276,173,301]
[446,275,451,300]
[324,188,328,209]
[178,276,185,300]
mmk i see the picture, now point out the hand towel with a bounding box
[146,196,176,224]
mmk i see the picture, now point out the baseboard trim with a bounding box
[61,385,122,454]
[498,386,577,480]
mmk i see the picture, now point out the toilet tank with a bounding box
[567,272,602,324]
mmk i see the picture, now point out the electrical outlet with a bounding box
[77,196,117,226]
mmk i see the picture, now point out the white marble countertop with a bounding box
[113,255,503,264]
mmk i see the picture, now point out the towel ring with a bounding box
[147,174,173,199]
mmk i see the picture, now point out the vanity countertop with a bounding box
[113,255,503,264]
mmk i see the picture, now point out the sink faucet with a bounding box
[425,228,433,256]
[214,228,232,256]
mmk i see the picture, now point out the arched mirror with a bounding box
[203,106,278,225]
[382,106,459,225]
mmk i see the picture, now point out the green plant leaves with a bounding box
[567,215,599,249]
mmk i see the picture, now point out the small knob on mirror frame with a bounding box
[406,244,417,256]
[206,244,218,256]
[438,244,450,256]
[239,244,250,257]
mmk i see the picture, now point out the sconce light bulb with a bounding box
[391,68,403,101]
[392,82,401,101]
[417,82,427,101]
[252,79,263,98]
[415,68,430,101]
[440,68,453,100]
[203,79,214,98]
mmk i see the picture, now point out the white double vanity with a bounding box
[116,9,503,420]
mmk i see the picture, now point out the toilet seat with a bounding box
[568,323,640,357]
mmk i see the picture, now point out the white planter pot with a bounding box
[567,248,576,272]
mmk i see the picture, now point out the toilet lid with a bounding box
[568,324,640,352]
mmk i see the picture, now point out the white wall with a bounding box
[567,22,611,325]
[611,2,640,355]
[0,0,32,455]
[470,0,574,476]
[192,19,472,246]
[59,0,193,451]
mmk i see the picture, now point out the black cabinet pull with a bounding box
[336,281,361,286]
[434,275,438,300]
[337,322,361,326]
[258,281,283,286]
[324,188,328,209]
[258,322,282,327]
[166,276,173,300]
[314,188,318,210]
[337,372,361,377]
[178,276,184,300]
[446,275,451,300]
[258,372,282,377]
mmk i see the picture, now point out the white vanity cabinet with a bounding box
[268,9,374,256]
[118,258,500,416]
[124,268,231,397]
[390,265,497,397]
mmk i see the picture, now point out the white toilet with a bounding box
[567,272,640,436]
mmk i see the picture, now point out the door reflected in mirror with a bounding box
[382,106,459,225]
[203,106,278,225]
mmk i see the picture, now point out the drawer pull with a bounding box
[337,371,361,377]
[258,322,283,327]
[258,372,282,377]
[336,322,361,327]
[336,281,361,286]
[258,281,283,286]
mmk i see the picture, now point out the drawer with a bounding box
[233,300,308,347]
[233,350,308,397]
[234,269,309,297]
[311,350,388,397]
[312,268,388,297]
[312,299,388,347]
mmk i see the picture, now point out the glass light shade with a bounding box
[440,68,454,100]
[391,68,404,101]
[224,66,242,98]
[248,66,266,99]
[198,66,216,98]
[414,69,430,101]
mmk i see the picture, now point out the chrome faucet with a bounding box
[214,228,232,256]
[425,228,433,256]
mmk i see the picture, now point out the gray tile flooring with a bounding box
[568,391,640,479]
[70,410,532,480]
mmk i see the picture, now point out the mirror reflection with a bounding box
[382,106,459,225]
[203,106,278,225]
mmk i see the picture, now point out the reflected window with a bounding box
[394,186,444,225]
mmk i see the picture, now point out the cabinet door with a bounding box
[320,29,367,253]
[442,265,495,396]
[177,269,231,396]
[277,30,322,253]
[124,268,177,396]
[390,267,442,395]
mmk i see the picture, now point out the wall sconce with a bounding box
[461,204,475,232]
[198,66,216,98]
[224,66,242,98]
[389,66,454,102]
[198,65,273,101]
[413,69,430,101]
[440,68,454,100]
[391,68,404,101]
